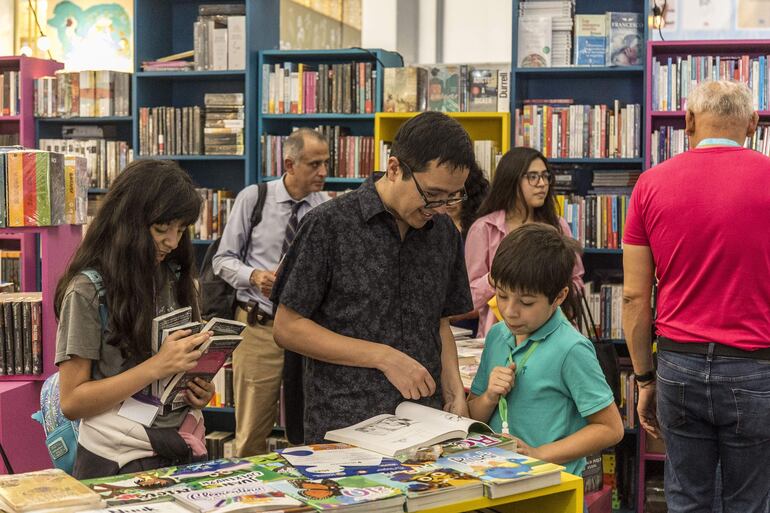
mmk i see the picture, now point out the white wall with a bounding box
[418,0,437,63]
[442,0,512,63]
[361,0,398,51]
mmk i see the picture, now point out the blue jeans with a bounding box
[656,346,770,513]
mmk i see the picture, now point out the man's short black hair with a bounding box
[491,224,581,302]
[390,112,476,176]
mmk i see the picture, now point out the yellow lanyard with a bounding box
[498,340,540,435]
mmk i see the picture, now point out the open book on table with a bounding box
[157,316,246,407]
[324,402,493,459]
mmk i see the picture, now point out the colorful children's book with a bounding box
[271,475,405,512]
[439,432,517,455]
[80,501,192,512]
[84,458,285,506]
[278,443,408,479]
[0,468,105,512]
[367,466,483,511]
[437,447,564,499]
[174,482,313,512]
[324,402,492,459]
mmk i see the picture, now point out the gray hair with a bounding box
[686,80,754,122]
[283,128,328,161]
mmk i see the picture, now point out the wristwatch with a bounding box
[634,370,656,384]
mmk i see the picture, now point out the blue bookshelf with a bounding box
[134,0,279,193]
[512,2,647,511]
[256,48,403,187]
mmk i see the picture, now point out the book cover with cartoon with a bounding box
[271,475,405,510]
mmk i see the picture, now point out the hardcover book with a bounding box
[0,468,104,512]
[426,65,460,112]
[324,402,492,459]
[437,447,564,499]
[606,12,643,67]
[383,67,428,113]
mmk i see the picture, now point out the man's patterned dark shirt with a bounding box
[271,173,473,443]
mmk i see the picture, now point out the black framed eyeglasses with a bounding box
[524,171,553,186]
[399,160,468,209]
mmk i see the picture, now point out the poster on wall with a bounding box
[681,0,731,30]
[45,0,132,71]
[737,0,770,28]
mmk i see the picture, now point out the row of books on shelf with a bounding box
[651,54,770,112]
[194,188,234,241]
[651,125,770,166]
[0,134,18,145]
[0,71,19,116]
[0,149,88,227]
[618,370,638,430]
[515,100,641,159]
[263,128,375,179]
[33,70,131,118]
[518,5,643,68]
[0,251,19,291]
[582,281,623,341]
[139,93,245,157]
[383,64,510,113]
[378,140,502,182]
[38,138,133,190]
[0,292,42,376]
[262,61,377,115]
[205,358,233,408]
[556,191,631,250]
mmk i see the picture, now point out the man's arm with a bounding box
[439,317,470,416]
[273,304,437,401]
[622,243,659,437]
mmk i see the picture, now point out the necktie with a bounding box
[281,200,305,257]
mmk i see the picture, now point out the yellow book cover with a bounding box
[0,468,104,511]
[5,152,23,227]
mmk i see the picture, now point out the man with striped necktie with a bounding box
[213,128,329,456]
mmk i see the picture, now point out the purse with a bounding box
[576,287,622,406]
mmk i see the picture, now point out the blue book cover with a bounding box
[574,15,607,66]
[278,443,408,480]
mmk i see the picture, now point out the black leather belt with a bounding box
[236,301,274,326]
[658,337,770,360]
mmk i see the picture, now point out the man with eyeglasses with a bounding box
[271,112,475,444]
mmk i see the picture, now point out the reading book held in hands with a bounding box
[324,402,493,459]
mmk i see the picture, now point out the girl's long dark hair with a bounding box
[460,163,490,238]
[476,147,561,231]
[55,160,202,360]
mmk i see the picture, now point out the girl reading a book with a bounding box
[54,159,214,478]
[464,148,584,338]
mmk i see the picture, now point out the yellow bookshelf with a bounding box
[374,112,511,171]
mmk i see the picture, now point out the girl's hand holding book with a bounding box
[151,329,212,379]
[184,377,216,408]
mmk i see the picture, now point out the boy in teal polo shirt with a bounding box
[468,224,624,476]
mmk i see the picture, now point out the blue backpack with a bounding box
[32,269,107,474]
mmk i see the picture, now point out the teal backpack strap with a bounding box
[80,269,108,331]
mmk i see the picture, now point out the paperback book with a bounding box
[0,468,105,512]
[437,447,564,499]
[277,443,408,479]
[271,475,405,512]
[174,482,313,513]
[367,465,483,511]
[324,402,492,459]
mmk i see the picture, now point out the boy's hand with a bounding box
[483,363,516,402]
[185,377,216,409]
[512,437,543,460]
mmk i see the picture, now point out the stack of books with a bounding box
[34,70,131,118]
[204,93,244,156]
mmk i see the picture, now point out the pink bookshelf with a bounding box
[0,56,62,148]
[645,40,770,168]
[0,225,81,473]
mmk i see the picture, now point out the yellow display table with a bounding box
[420,472,583,513]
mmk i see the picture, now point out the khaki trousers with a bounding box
[233,306,284,457]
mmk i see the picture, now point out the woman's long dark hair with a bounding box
[55,160,202,360]
[460,163,490,238]
[476,147,561,230]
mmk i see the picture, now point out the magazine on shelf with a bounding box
[324,402,493,459]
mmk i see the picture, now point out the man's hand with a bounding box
[250,269,276,297]
[637,384,660,438]
[377,346,436,400]
[443,394,470,418]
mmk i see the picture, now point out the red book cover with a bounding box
[22,152,38,226]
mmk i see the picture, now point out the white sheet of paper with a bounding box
[681,0,731,30]
[118,396,160,427]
